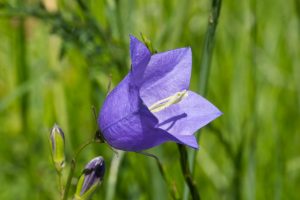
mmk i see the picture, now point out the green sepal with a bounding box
[74,174,100,200]
[140,33,157,54]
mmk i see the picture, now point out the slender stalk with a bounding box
[193,0,222,173]
[105,151,124,200]
[137,151,180,200]
[58,172,64,199]
[63,159,76,200]
[198,0,222,96]
[62,140,100,200]
[178,144,200,200]
[183,0,222,199]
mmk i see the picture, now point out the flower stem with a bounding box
[63,159,76,200]
[137,151,180,200]
[62,140,100,200]
[58,171,64,200]
[183,1,222,199]
[178,144,200,200]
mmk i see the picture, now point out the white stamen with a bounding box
[149,90,188,113]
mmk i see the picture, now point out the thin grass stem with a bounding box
[183,0,222,199]
[105,151,125,200]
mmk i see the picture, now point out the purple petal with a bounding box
[154,91,222,137]
[137,48,192,107]
[129,35,151,78]
[171,134,199,149]
[99,74,139,131]
[99,72,173,151]
[101,106,173,151]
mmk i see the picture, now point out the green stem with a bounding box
[193,0,222,174]
[106,151,124,200]
[178,144,200,200]
[198,0,222,96]
[58,172,64,200]
[137,151,180,200]
[63,159,76,200]
[62,140,99,200]
[183,0,222,199]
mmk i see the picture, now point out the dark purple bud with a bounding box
[74,156,105,200]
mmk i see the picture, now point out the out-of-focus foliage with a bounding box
[0,0,299,199]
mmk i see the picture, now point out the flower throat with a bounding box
[149,90,188,113]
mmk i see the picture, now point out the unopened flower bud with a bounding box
[74,156,105,200]
[49,124,65,172]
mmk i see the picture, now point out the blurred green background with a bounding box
[0,0,299,199]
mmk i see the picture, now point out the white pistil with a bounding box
[149,90,188,113]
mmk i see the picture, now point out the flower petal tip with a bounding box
[129,35,151,70]
[129,34,137,41]
[214,110,223,119]
[173,135,199,149]
[129,34,145,48]
[191,143,199,150]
